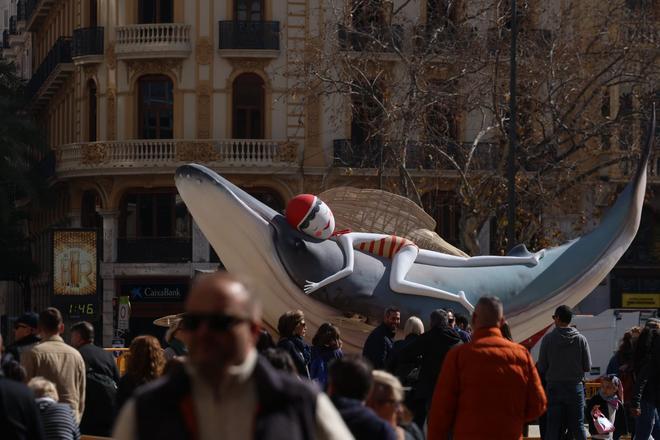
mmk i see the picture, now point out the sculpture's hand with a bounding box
[304,280,320,295]
[458,291,474,312]
[532,249,546,265]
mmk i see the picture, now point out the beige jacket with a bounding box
[21,334,86,422]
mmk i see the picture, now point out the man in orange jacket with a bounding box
[427,296,547,440]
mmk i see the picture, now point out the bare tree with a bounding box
[292,0,659,255]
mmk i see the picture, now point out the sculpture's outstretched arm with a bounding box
[390,245,475,311]
[303,234,355,294]
[415,248,545,267]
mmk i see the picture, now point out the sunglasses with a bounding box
[181,313,247,332]
[14,323,31,330]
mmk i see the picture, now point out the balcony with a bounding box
[25,0,56,32]
[72,27,104,64]
[55,139,299,178]
[115,23,192,60]
[26,37,73,106]
[118,237,191,263]
[333,139,500,171]
[338,24,403,53]
[218,20,280,58]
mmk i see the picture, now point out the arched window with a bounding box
[139,0,173,24]
[138,75,173,139]
[87,79,97,142]
[422,190,461,246]
[235,0,264,21]
[232,73,264,139]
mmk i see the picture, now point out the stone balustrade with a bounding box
[115,23,192,59]
[56,139,299,177]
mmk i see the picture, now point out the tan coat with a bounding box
[21,334,86,422]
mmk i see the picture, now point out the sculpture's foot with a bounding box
[531,249,546,265]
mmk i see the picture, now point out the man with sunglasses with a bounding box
[113,272,353,440]
[4,312,40,364]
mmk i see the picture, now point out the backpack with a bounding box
[80,369,118,436]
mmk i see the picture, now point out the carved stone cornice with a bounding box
[126,59,183,81]
[227,58,270,71]
[195,37,213,65]
[278,140,299,162]
[82,143,108,165]
[176,142,220,162]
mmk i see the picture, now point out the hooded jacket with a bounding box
[537,326,591,383]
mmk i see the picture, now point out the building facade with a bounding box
[0,0,658,344]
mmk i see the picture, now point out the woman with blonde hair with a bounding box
[116,335,165,410]
[276,310,311,378]
[367,370,424,440]
[28,376,80,440]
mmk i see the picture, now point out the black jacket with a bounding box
[386,334,421,387]
[331,396,396,440]
[4,334,41,363]
[78,344,120,437]
[362,323,396,370]
[632,334,660,409]
[134,356,319,440]
[277,336,311,378]
[78,343,120,382]
[0,376,46,440]
[401,325,462,400]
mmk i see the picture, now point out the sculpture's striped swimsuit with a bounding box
[355,235,416,259]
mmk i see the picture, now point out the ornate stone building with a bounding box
[0,0,658,343]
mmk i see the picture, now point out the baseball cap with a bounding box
[15,312,39,329]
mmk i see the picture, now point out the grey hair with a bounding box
[403,316,424,336]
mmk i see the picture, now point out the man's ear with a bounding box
[58,323,65,335]
[499,317,506,328]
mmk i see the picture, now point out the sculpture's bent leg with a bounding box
[389,245,475,311]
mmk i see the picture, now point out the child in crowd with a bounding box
[585,375,626,440]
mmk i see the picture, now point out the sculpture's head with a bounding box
[286,194,335,240]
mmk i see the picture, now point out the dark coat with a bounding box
[401,325,462,400]
[277,336,311,378]
[117,374,145,411]
[632,334,660,409]
[4,334,40,363]
[78,343,120,382]
[134,356,319,440]
[78,343,119,437]
[331,396,396,440]
[310,346,342,390]
[0,376,46,440]
[386,334,421,387]
[362,323,396,370]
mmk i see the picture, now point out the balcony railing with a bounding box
[116,23,191,59]
[218,20,280,51]
[73,27,104,58]
[118,237,192,263]
[26,36,72,98]
[333,139,500,170]
[338,24,403,52]
[25,0,56,31]
[56,139,298,176]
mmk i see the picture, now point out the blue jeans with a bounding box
[635,399,660,440]
[545,381,587,440]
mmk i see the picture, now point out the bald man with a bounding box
[113,272,353,440]
[427,296,547,440]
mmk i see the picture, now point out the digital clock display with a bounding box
[68,303,96,316]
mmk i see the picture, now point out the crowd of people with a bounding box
[0,272,659,439]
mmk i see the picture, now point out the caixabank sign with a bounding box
[121,282,189,302]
